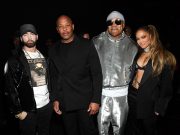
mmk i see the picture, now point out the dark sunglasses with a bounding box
[106,19,122,26]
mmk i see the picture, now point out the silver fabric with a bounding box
[93,31,137,135]
[93,31,137,88]
[98,95,128,135]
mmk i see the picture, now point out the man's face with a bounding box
[21,32,38,48]
[107,18,125,38]
[56,16,74,43]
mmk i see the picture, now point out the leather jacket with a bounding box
[4,49,52,115]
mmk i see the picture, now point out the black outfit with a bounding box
[125,59,173,135]
[4,49,53,135]
[49,35,103,135]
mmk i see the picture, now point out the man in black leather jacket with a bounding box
[4,24,53,135]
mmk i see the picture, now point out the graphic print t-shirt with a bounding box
[23,50,49,108]
[28,58,47,87]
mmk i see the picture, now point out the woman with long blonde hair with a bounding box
[125,25,176,135]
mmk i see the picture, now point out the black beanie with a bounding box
[19,24,37,36]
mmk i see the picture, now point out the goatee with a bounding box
[24,41,36,48]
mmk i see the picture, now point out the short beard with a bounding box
[23,40,36,48]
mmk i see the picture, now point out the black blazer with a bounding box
[129,59,173,118]
[49,35,103,111]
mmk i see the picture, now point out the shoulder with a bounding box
[124,37,138,53]
[52,40,61,48]
[163,64,171,72]
[6,55,18,65]
[125,36,137,47]
[4,56,19,73]
[92,32,106,43]
[92,32,106,50]
[159,64,173,80]
[48,41,60,54]
[75,36,93,49]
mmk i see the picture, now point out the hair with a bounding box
[56,15,73,26]
[164,50,176,78]
[136,25,176,77]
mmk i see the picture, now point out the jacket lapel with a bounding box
[140,60,152,86]
[19,52,31,78]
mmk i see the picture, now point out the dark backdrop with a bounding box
[0,1,180,135]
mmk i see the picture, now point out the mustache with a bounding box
[27,40,35,43]
[23,40,36,48]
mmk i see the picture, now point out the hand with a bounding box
[15,111,27,120]
[53,101,62,115]
[87,102,100,115]
[155,112,159,116]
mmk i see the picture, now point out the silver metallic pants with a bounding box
[98,95,128,135]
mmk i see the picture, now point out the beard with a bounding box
[23,40,36,48]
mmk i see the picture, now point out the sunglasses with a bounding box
[106,19,122,26]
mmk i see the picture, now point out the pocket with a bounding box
[22,112,29,121]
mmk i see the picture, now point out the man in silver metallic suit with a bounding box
[93,11,138,135]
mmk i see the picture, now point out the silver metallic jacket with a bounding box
[93,31,138,88]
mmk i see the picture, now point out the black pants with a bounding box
[62,109,99,135]
[125,111,158,135]
[126,86,158,135]
[19,103,53,135]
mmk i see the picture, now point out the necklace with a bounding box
[23,49,42,59]
[23,49,45,70]
[144,46,150,53]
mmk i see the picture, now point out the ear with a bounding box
[36,35,38,40]
[56,27,59,33]
[20,37,23,42]
[122,23,125,29]
[72,24,74,31]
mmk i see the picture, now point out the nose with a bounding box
[137,40,142,46]
[111,21,117,26]
[62,26,68,31]
[27,33,33,39]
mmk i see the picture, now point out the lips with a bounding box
[27,41,34,43]
[62,32,69,36]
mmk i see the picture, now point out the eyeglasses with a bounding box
[106,19,122,26]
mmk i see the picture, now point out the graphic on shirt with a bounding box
[27,58,47,87]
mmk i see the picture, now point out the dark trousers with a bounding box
[126,86,158,135]
[19,103,53,135]
[125,113,158,135]
[62,109,99,135]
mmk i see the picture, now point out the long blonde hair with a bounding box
[136,25,176,76]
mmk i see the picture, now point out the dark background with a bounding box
[0,1,180,135]
[1,0,179,80]
[1,1,179,57]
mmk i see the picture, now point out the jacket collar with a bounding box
[106,31,125,43]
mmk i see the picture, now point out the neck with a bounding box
[144,46,150,53]
[107,31,123,41]
[61,34,74,44]
[23,46,37,52]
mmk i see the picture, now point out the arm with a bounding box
[4,61,24,118]
[48,48,62,115]
[154,65,173,116]
[87,42,103,114]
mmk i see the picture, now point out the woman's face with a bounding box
[136,30,151,49]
